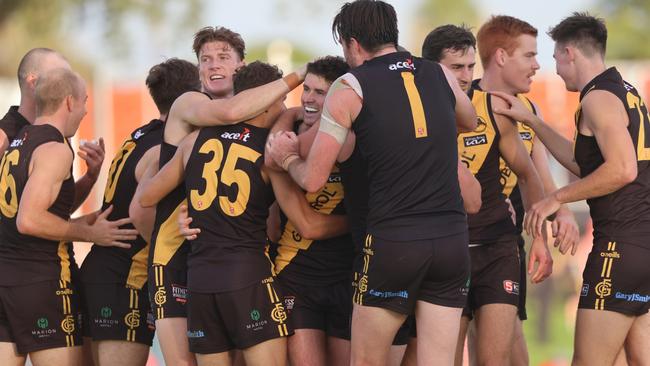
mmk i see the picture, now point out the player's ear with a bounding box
[350,38,362,54]
[495,48,507,67]
[65,95,73,112]
[26,73,38,91]
[565,46,576,63]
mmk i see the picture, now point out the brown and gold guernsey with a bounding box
[81,120,163,289]
[275,167,355,286]
[185,123,273,293]
[349,52,466,241]
[498,95,537,233]
[458,84,516,243]
[0,106,30,143]
[574,67,650,247]
[338,146,369,253]
[0,124,75,286]
[149,141,190,270]
[149,92,210,273]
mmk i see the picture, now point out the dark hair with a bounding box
[233,61,283,95]
[332,0,398,53]
[422,24,476,62]
[192,26,246,60]
[477,15,537,67]
[306,56,350,84]
[145,58,200,115]
[548,12,607,57]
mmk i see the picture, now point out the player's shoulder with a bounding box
[581,89,623,110]
[131,119,164,141]
[170,90,211,114]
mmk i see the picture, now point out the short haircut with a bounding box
[422,24,476,62]
[192,26,246,60]
[17,48,63,90]
[332,0,398,53]
[233,61,283,95]
[548,12,607,57]
[477,15,538,66]
[35,68,83,117]
[306,56,350,84]
[146,58,200,115]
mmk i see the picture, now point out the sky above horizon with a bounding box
[69,0,594,82]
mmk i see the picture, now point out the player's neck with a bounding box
[34,110,67,136]
[575,58,607,92]
[478,70,517,96]
[17,96,36,124]
[367,45,398,61]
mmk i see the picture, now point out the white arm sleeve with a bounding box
[318,73,363,145]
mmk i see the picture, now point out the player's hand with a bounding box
[528,233,553,283]
[524,194,561,238]
[266,131,300,170]
[506,198,516,226]
[551,209,580,255]
[177,204,200,240]
[78,137,105,181]
[89,205,137,248]
[295,64,308,81]
[491,91,536,125]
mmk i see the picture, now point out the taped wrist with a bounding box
[281,153,299,171]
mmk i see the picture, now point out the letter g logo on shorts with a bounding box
[61,315,75,334]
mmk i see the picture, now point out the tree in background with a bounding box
[409,0,479,55]
[0,0,200,78]
[596,0,650,60]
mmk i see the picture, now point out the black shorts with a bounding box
[352,265,411,345]
[187,277,292,354]
[578,239,650,316]
[82,283,155,346]
[278,276,351,340]
[0,280,82,354]
[463,235,520,318]
[517,236,527,321]
[353,231,470,315]
[149,264,189,320]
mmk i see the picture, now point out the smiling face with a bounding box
[198,41,244,98]
[301,73,330,127]
[502,34,540,94]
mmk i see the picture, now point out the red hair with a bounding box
[477,15,537,66]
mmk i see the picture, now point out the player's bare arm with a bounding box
[440,64,478,132]
[71,137,105,211]
[531,138,580,255]
[0,130,9,155]
[525,90,637,238]
[457,160,482,214]
[179,68,306,127]
[139,130,198,207]
[492,91,580,176]
[272,107,303,134]
[17,142,137,247]
[266,167,349,240]
[493,95,552,283]
[128,145,160,243]
[267,85,361,193]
